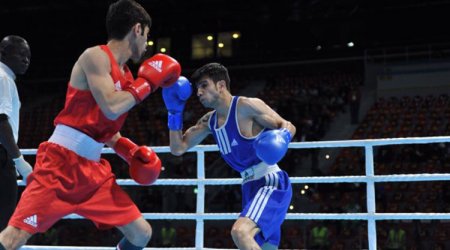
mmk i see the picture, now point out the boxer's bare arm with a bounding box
[240,97,296,137]
[169,112,212,156]
[72,47,136,120]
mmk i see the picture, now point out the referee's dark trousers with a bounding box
[0,144,18,231]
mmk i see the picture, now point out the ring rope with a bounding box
[16,136,450,250]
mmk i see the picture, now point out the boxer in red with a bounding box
[0,1,181,249]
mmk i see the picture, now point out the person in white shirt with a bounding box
[0,35,32,230]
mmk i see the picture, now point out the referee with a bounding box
[0,35,33,230]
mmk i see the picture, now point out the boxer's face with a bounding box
[196,77,221,108]
[131,25,150,63]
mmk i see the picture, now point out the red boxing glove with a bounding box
[113,137,161,185]
[125,53,181,103]
[138,53,181,88]
[125,78,152,103]
[129,147,161,185]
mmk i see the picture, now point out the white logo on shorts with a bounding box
[23,214,38,228]
[114,80,122,91]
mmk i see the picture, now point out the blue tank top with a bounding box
[208,96,267,172]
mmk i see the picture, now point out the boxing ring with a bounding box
[18,136,450,250]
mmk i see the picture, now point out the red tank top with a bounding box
[53,45,134,142]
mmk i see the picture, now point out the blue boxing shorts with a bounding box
[240,163,293,246]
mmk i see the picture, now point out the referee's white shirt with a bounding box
[0,61,20,143]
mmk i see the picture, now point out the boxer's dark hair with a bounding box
[106,0,152,40]
[191,62,230,91]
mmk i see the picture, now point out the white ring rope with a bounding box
[21,247,233,250]
[21,247,227,250]
[17,173,450,187]
[16,136,450,250]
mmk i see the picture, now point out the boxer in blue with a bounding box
[162,63,296,250]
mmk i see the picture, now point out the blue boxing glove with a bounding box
[162,76,192,130]
[253,128,292,165]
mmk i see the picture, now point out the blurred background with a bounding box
[2,0,450,249]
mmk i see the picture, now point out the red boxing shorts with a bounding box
[9,142,141,234]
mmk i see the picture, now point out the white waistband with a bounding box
[48,124,104,162]
[240,162,281,183]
